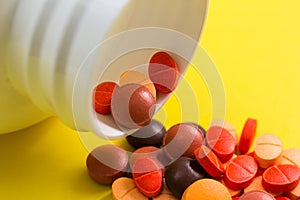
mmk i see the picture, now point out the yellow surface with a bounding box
[1,1,300,199]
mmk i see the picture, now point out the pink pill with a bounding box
[239,190,276,200]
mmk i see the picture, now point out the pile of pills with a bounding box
[86,117,300,199]
[88,52,300,199]
[93,51,179,129]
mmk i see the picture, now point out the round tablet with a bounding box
[238,118,257,154]
[275,148,300,168]
[148,51,179,94]
[126,120,166,149]
[194,145,224,178]
[210,119,238,145]
[262,164,300,193]
[239,190,276,200]
[165,157,208,198]
[182,179,232,200]
[120,70,156,99]
[162,123,204,159]
[112,177,148,200]
[206,126,236,163]
[111,83,156,129]
[86,144,128,185]
[224,155,258,190]
[276,197,291,200]
[132,156,163,197]
[254,134,283,169]
[93,82,118,115]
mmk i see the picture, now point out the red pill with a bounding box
[162,123,204,159]
[93,82,118,114]
[132,156,163,197]
[276,197,291,200]
[206,126,236,163]
[232,197,239,200]
[111,83,156,129]
[238,118,257,154]
[224,155,258,190]
[148,51,179,94]
[262,164,300,193]
[194,145,224,178]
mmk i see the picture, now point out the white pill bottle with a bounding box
[0,0,208,138]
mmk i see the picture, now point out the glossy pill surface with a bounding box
[210,119,238,145]
[119,70,156,99]
[112,177,148,200]
[111,83,156,129]
[126,120,166,149]
[262,164,300,193]
[224,155,258,190]
[93,82,118,114]
[275,148,300,168]
[182,179,232,200]
[239,190,276,200]
[165,157,208,198]
[206,126,236,163]
[254,134,283,169]
[132,156,163,197]
[148,51,179,94]
[86,144,128,185]
[194,145,224,178]
[162,123,204,159]
[238,118,257,154]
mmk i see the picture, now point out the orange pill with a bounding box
[219,178,242,197]
[120,70,156,99]
[210,119,239,145]
[254,134,283,169]
[286,181,300,200]
[275,148,300,168]
[153,180,179,200]
[181,179,232,200]
[112,177,148,200]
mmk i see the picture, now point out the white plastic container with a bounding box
[0,0,208,138]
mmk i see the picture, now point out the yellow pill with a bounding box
[119,70,156,99]
[275,148,300,168]
[254,134,282,169]
[182,179,232,200]
[112,177,148,200]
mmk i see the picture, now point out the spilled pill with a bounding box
[148,51,179,94]
[254,134,283,169]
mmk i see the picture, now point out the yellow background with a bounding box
[1,1,300,199]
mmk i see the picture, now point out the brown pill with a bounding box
[182,179,232,200]
[275,148,300,168]
[86,144,128,185]
[210,119,238,145]
[239,190,276,200]
[120,70,156,99]
[162,123,204,159]
[254,134,283,168]
[111,83,156,129]
[112,177,148,200]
